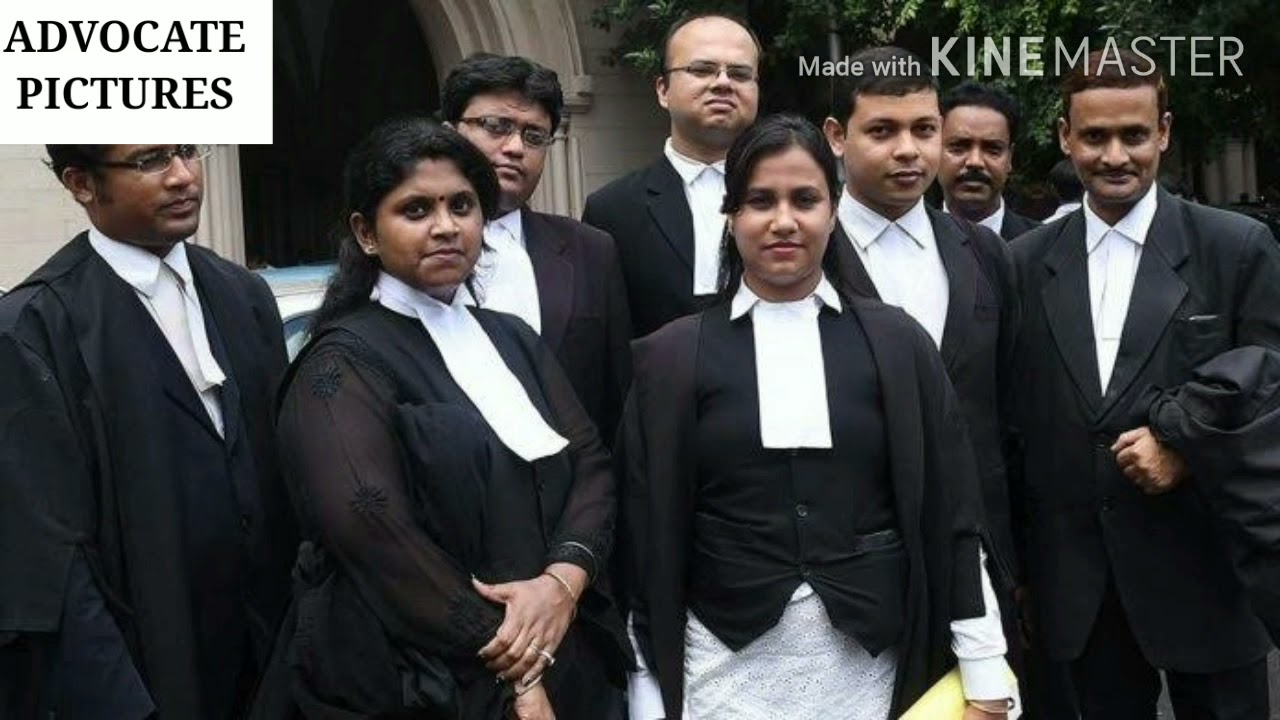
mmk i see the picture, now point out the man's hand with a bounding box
[1111,426,1189,495]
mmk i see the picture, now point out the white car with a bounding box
[256,264,334,360]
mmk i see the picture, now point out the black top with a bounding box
[688,304,905,654]
[258,302,629,719]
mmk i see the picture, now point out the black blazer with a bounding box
[999,209,1039,242]
[832,207,1021,587]
[522,208,632,440]
[1008,189,1280,671]
[582,156,714,338]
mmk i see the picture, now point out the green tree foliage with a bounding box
[591,0,1279,201]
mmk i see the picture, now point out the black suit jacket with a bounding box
[999,209,1039,242]
[832,207,1021,587]
[521,208,632,440]
[582,156,714,338]
[1008,189,1280,670]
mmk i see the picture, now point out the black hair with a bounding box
[1060,48,1168,119]
[658,12,762,76]
[1050,158,1084,202]
[715,113,850,305]
[830,46,938,127]
[941,81,1020,140]
[440,53,564,133]
[44,145,111,179]
[311,116,500,330]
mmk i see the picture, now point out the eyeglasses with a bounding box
[96,144,214,175]
[458,116,556,149]
[663,61,757,84]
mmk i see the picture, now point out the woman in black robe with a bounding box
[253,118,630,720]
[618,114,1013,719]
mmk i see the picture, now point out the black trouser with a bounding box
[1005,583,1077,720]
[1071,585,1269,720]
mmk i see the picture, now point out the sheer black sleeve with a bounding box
[529,331,617,583]
[277,338,503,658]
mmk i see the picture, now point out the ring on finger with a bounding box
[537,649,556,666]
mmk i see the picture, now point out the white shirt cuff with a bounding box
[958,656,1011,700]
[627,613,667,720]
[951,546,1011,702]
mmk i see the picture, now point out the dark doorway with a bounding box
[240,0,439,267]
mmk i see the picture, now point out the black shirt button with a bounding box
[239,514,251,531]
[788,448,800,457]
[795,504,809,518]
[800,565,811,579]
[1101,497,1115,512]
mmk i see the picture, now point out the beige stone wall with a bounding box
[0,146,86,289]
[568,0,668,199]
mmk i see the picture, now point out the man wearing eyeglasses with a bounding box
[0,144,297,720]
[583,13,761,338]
[443,53,633,445]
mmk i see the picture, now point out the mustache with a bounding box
[956,169,991,185]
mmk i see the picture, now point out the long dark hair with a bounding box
[312,117,500,330]
[715,113,849,305]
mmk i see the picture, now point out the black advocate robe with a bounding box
[1144,345,1280,645]
[617,295,988,719]
[253,302,631,720]
[0,233,296,719]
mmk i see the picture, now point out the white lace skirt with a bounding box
[683,584,898,720]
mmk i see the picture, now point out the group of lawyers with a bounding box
[3,10,1280,720]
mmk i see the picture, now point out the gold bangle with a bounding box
[514,673,544,696]
[543,570,578,602]
[966,698,1014,715]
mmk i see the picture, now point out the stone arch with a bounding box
[200,0,595,264]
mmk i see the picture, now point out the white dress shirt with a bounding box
[945,198,1006,236]
[730,276,842,449]
[1045,201,1082,222]
[626,275,1016,719]
[474,209,542,334]
[371,272,567,462]
[1084,184,1157,392]
[837,192,950,348]
[664,138,726,296]
[88,228,225,436]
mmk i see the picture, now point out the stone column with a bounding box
[194,145,247,265]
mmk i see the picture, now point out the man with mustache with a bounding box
[822,46,1018,717]
[1009,49,1280,718]
[938,82,1039,241]
[582,13,760,338]
[0,145,296,719]
[444,53,632,440]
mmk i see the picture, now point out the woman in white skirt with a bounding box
[617,114,1014,720]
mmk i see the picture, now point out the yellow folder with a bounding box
[900,666,1018,719]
